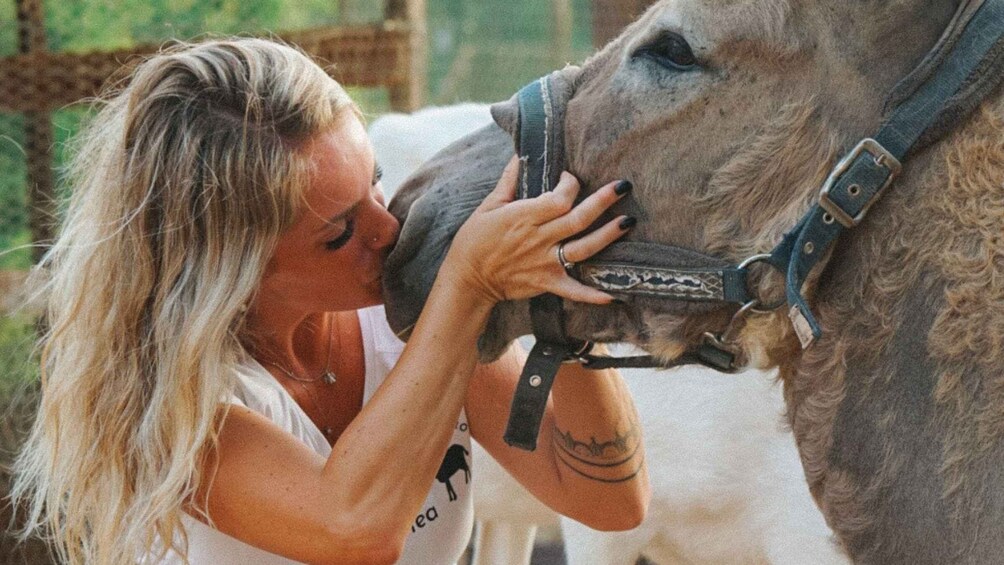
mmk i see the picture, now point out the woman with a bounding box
[12,39,648,564]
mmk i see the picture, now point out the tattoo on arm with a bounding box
[552,421,644,483]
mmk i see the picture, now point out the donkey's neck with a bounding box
[784,93,1004,563]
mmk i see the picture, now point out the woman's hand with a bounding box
[442,156,634,305]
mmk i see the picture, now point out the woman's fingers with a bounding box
[540,171,582,218]
[478,155,521,211]
[549,276,615,305]
[543,179,632,239]
[539,213,635,305]
[561,215,635,264]
[449,166,636,304]
[504,171,581,222]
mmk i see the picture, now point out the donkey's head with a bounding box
[383,0,962,364]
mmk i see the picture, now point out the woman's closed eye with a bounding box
[325,217,356,251]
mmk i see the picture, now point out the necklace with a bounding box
[263,313,341,440]
[266,314,337,385]
[291,378,336,440]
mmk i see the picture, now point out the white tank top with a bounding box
[153,305,474,565]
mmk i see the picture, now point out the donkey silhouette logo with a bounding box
[436,444,470,501]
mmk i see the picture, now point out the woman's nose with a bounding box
[366,206,400,251]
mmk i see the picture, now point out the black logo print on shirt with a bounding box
[435,444,470,502]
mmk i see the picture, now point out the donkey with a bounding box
[370,104,846,564]
[382,1,1004,563]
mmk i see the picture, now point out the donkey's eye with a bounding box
[634,32,698,71]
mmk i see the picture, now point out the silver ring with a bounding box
[557,243,575,271]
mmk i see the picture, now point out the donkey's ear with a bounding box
[490,95,520,139]
[491,65,582,140]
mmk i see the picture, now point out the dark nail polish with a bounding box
[614,180,633,196]
[619,216,638,230]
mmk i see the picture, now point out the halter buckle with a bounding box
[698,299,766,373]
[818,138,902,228]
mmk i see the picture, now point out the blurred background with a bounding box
[0,1,655,563]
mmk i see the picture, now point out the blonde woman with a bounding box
[12,39,649,565]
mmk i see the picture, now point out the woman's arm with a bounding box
[466,343,650,533]
[193,160,632,564]
[200,277,493,565]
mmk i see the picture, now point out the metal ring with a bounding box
[557,243,575,271]
[736,253,785,314]
[737,253,774,271]
[715,299,763,349]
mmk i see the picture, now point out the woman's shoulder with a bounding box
[227,356,287,414]
[228,355,331,455]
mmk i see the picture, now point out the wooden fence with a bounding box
[1,0,427,260]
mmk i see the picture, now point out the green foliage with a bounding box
[0,314,37,397]
[0,1,15,56]
[0,114,29,270]
[45,0,342,53]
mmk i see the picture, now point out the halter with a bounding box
[503,0,1004,451]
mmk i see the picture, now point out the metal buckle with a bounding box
[566,341,596,364]
[540,341,595,364]
[818,138,902,228]
[699,298,763,369]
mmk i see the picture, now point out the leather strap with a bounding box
[505,76,591,451]
[775,0,1004,347]
[504,340,574,450]
[580,342,736,373]
[514,78,561,199]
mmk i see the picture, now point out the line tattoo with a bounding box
[552,421,640,462]
[551,421,643,483]
[554,448,645,484]
[554,437,640,468]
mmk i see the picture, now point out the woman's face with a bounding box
[258,113,399,314]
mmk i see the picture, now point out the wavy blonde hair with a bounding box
[10,38,357,564]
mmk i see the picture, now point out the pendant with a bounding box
[322,371,337,385]
[323,426,333,437]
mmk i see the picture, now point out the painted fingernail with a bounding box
[619,216,638,230]
[614,180,633,196]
